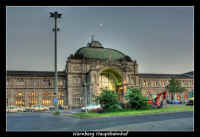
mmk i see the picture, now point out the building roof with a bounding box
[183,71,194,78]
[6,70,66,77]
[70,40,132,61]
[138,73,192,79]
[7,70,193,79]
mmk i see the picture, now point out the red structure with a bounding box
[153,91,167,108]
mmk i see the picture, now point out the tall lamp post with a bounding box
[49,11,62,113]
[83,82,88,113]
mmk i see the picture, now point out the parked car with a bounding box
[175,100,181,104]
[186,97,194,105]
[48,105,56,111]
[24,107,33,112]
[167,100,181,104]
[18,106,26,112]
[31,105,49,112]
[81,104,101,112]
[6,106,24,112]
[58,105,65,110]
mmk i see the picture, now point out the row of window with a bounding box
[14,99,64,106]
[6,78,65,88]
[142,80,193,88]
[72,96,97,105]
[182,80,193,87]
[72,96,81,105]
[142,90,189,100]
[7,92,64,106]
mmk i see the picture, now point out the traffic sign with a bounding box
[53,98,58,104]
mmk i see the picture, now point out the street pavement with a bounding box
[6,111,193,131]
[102,117,193,131]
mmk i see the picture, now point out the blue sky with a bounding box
[6,6,193,74]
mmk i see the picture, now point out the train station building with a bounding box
[6,40,194,108]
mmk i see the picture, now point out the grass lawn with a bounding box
[71,105,194,118]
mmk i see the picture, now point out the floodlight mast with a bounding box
[49,11,62,113]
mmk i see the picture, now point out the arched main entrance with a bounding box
[98,68,124,102]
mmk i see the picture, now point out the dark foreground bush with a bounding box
[97,89,120,112]
[97,108,104,113]
[125,87,148,110]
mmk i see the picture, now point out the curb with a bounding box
[69,110,194,119]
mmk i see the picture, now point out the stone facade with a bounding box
[6,71,66,107]
[6,41,194,108]
[139,74,194,102]
[66,58,139,107]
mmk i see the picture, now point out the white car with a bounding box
[6,106,25,112]
[81,104,101,112]
[17,106,26,112]
[31,105,49,112]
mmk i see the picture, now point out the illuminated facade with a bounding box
[6,40,194,108]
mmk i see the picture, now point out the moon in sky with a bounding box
[99,24,103,27]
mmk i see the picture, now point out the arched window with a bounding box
[58,92,64,105]
[58,80,63,87]
[28,91,39,106]
[143,80,147,87]
[99,72,117,91]
[42,92,51,106]
[16,92,24,106]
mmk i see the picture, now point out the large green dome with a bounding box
[69,40,132,61]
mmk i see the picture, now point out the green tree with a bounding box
[166,77,186,101]
[125,87,148,110]
[97,89,120,112]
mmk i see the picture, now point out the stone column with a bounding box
[11,90,15,106]
[8,89,12,106]
[68,89,72,109]
[38,90,42,105]
[63,88,67,106]
[50,90,53,106]
[24,90,29,107]
[62,79,66,106]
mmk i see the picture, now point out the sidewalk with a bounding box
[61,108,82,114]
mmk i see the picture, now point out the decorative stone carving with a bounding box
[71,88,82,94]
[71,64,81,72]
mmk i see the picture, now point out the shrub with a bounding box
[97,89,119,112]
[125,87,148,110]
[53,111,60,115]
[119,102,126,109]
[97,108,104,113]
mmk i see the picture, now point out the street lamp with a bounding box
[49,11,62,113]
[83,82,88,113]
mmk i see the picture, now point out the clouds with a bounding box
[7,7,193,73]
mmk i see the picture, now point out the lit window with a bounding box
[16,92,24,106]
[42,92,51,106]
[143,80,146,87]
[58,92,64,105]
[29,91,39,106]
[99,72,116,91]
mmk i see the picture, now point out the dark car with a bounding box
[186,97,194,105]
